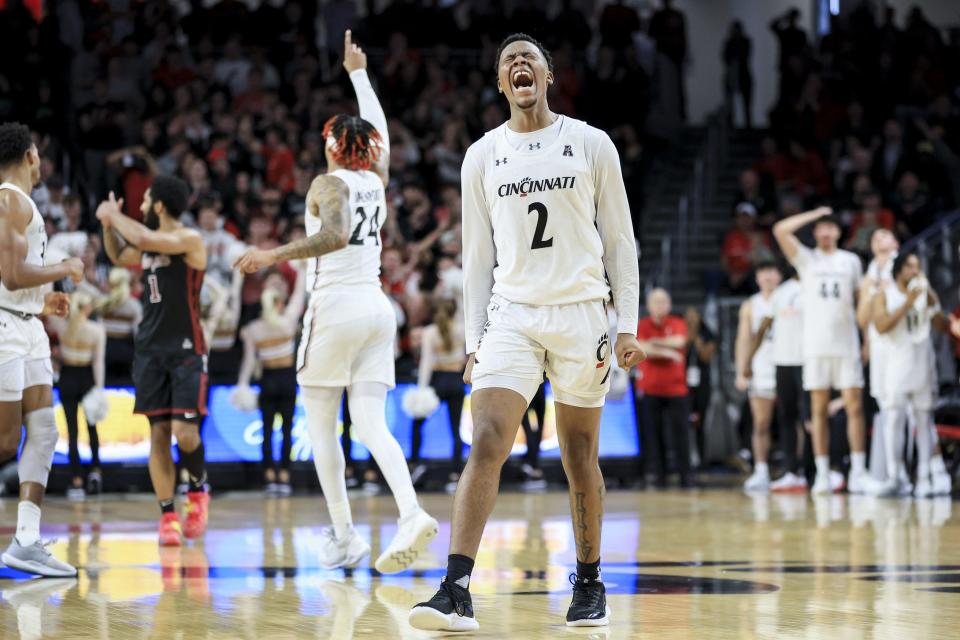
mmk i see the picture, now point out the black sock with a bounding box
[446,554,475,589]
[159,498,175,514]
[179,442,207,492]
[577,559,601,582]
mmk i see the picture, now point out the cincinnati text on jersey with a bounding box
[497,175,577,198]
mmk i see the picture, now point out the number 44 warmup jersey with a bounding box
[461,115,639,353]
[790,245,863,359]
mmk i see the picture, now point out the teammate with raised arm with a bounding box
[409,33,643,632]
[0,122,80,577]
[235,31,439,574]
[96,176,210,546]
[773,207,869,494]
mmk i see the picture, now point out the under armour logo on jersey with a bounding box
[563,145,573,157]
[495,157,507,166]
[529,142,541,151]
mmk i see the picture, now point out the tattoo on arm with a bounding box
[271,176,351,262]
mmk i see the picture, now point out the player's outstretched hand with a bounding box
[811,206,833,218]
[234,247,276,274]
[343,30,367,73]
[614,333,646,371]
[42,291,70,317]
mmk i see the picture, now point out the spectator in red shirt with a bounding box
[722,203,774,294]
[262,127,295,192]
[845,191,895,254]
[635,288,693,488]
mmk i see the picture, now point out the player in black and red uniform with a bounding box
[96,176,210,546]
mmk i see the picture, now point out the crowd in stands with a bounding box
[0,0,666,388]
[721,4,960,294]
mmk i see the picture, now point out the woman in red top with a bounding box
[635,288,693,488]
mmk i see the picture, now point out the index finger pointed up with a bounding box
[345,29,352,49]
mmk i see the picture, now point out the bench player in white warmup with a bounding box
[736,261,782,492]
[0,122,82,576]
[235,31,438,573]
[409,33,643,632]
[870,252,947,497]
[774,207,870,494]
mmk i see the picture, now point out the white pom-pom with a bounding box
[231,385,259,412]
[402,386,440,418]
[606,366,630,401]
[81,388,110,424]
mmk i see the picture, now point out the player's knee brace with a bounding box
[19,407,57,486]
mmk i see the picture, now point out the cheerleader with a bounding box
[408,298,467,491]
[99,267,142,386]
[50,292,106,500]
[238,266,305,495]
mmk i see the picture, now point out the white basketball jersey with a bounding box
[770,278,803,366]
[0,182,47,315]
[750,292,776,378]
[884,285,934,394]
[305,169,386,292]
[479,117,610,307]
[792,246,862,359]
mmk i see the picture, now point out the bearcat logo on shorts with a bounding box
[595,332,609,369]
[497,176,576,198]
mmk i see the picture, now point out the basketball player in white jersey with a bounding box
[235,31,438,574]
[856,229,897,484]
[870,252,947,497]
[0,122,82,576]
[773,207,869,495]
[736,262,781,492]
[756,270,809,492]
[409,33,643,632]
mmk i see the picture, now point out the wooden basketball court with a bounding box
[1,489,958,638]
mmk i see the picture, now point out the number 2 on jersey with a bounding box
[349,206,380,246]
[528,202,553,249]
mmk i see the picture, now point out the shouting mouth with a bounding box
[511,67,535,94]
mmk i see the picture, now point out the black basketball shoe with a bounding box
[566,573,611,627]
[408,577,479,631]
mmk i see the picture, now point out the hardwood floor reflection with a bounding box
[0,490,957,638]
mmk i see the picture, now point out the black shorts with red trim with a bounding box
[133,350,208,425]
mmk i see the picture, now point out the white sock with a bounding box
[348,382,421,521]
[16,501,41,546]
[815,455,830,482]
[850,452,866,475]
[328,500,354,540]
[301,386,354,535]
[931,453,946,476]
[884,407,907,483]
[755,462,769,478]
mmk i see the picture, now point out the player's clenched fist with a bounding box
[614,333,645,370]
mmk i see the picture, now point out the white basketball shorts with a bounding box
[471,295,612,408]
[803,355,864,391]
[296,287,396,389]
[0,312,53,402]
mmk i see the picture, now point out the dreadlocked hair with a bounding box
[495,33,554,74]
[322,115,383,171]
